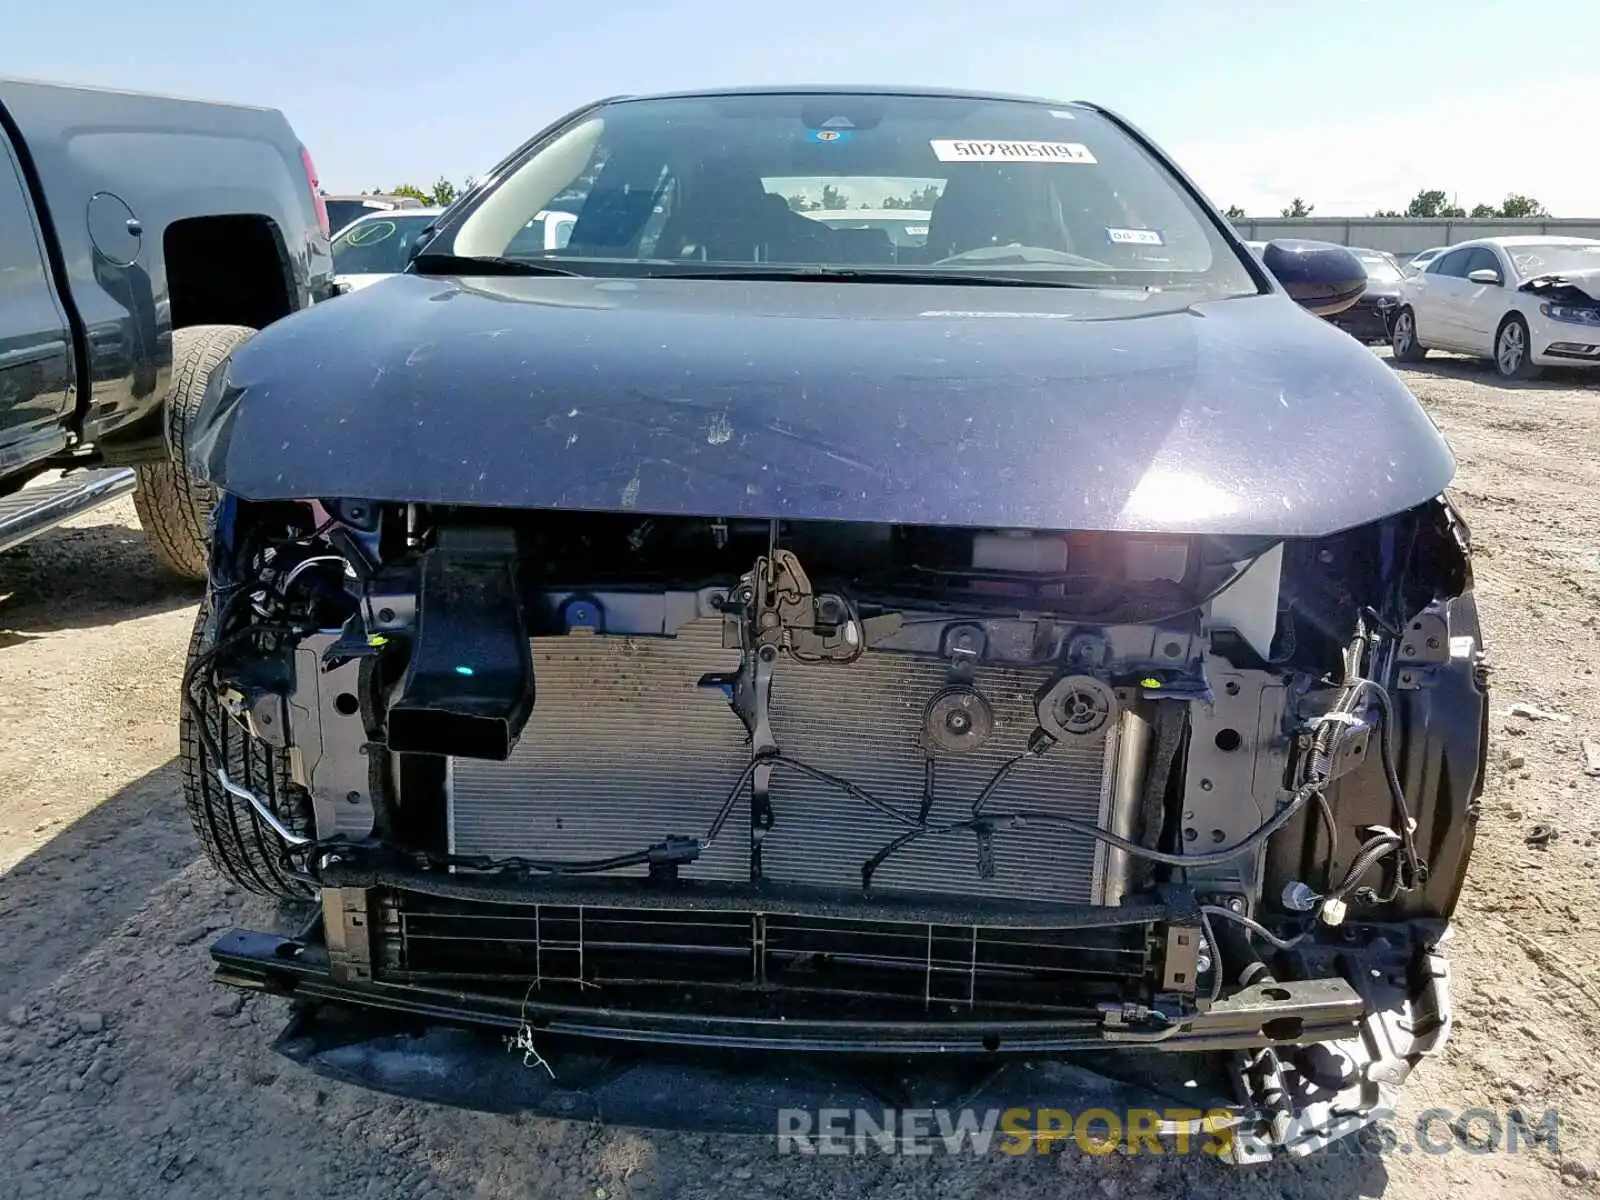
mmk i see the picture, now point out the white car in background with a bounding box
[1391,236,1600,379]
[332,208,579,293]
[330,208,444,292]
[1404,246,1446,275]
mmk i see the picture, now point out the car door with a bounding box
[0,123,75,478]
[1410,247,1474,349]
[1456,247,1508,352]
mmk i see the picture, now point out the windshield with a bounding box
[428,91,1256,292]
[331,214,436,275]
[1505,241,1600,279]
[1356,252,1403,282]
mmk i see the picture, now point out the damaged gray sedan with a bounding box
[177,87,1486,1160]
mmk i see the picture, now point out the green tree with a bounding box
[1279,197,1314,218]
[387,183,431,202]
[430,177,458,207]
[818,183,848,210]
[786,193,819,212]
[1403,189,1465,219]
[1372,208,1402,218]
[1497,194,1548,218]
[883,184,942,210]
[1221,204,1247,220]
[1469,202,1498,218]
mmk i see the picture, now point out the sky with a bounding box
[7,0,1599,217]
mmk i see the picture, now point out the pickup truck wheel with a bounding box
[180,601,316,899]
[134,324,256,580]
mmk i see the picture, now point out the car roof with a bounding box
[1454,235,1600,249]
[607,84,1084,108]
[325,192,429,205]
[341,207,445,222]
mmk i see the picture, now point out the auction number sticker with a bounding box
[930,139,1097,164]
[1106,227,1165,246]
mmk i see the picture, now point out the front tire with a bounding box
[180,603,315,899]
[1391,307,1428,362]
[1494,314,1542,380]
[134,324,256,580]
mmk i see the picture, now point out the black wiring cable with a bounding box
[970,750,1040,816]
[1200,907,1224,1004]
[861,777,1322,889]
[1325,831,1404,903]
[1364,680,1423,887]
[1313,788,1339,877]
[1200,904,1311,951]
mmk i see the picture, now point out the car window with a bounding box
[1464,248,1502,278]
[430,91,1260,295]
[1430,249,1472,278]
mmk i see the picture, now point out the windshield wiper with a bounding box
[410,253,582,277]
[659,267,1097,288]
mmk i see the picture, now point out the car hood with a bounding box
[1519,267,1600,302]
[331,273,396,293]
[190,273,1456,538]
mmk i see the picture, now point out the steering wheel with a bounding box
[933,244,1109,268]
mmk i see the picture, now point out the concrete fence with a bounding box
[1229,217,1600,261]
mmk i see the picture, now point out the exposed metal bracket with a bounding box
[1177,659,1290,895]
[286,632,376,841]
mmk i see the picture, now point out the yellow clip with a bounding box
[1140,677,1162,689]
[367,634,389,647]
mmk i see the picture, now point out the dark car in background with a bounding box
[178,86,1480,1162]
[1328,248,1405,343]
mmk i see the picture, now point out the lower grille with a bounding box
[448,619,1119,904]
[377,888,1151,1017]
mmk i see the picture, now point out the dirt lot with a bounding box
[2,352,1598,1199]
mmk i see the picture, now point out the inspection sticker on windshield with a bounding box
[930,139,1097,164]
[1106,227,1164,246]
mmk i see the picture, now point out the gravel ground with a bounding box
[2,351,1598,1199]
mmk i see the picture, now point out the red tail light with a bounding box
[300,145,330,237]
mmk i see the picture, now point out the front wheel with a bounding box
[1391,307,1428,362]
[179,603,316,899]
[133,324,256,580]
[1494,314,1543,380]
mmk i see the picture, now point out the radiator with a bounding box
[447,619,1119,905]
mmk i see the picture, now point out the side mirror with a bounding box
[408,224,437,264]
[1259,238,1367,316]
[1467,268,1502,285]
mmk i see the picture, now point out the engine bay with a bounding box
[193,495,1487,1159]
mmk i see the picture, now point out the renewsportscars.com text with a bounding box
[775,1106,1560,1158]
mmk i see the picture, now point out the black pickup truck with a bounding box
[0,77,332,576]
